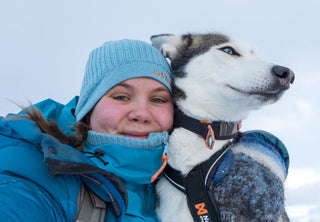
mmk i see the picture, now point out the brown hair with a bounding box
[16,105,89,151]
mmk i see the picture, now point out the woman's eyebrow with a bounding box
[112,82,132,90]
[115,83,168,92]
[115,82,130,88]
[152,87,169,93]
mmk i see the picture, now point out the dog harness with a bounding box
[164,145,233,222]
[165,109,242,222]
[174,109,241,149]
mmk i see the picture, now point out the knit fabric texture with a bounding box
[212,135,288,221]
[75,39,172,121]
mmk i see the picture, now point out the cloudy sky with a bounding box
[1,0,319,221]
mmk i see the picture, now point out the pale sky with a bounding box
[1,0,319,221]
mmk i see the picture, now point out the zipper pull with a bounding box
[151,143,169,183]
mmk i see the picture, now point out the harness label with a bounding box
[195,202,208,215]
[200,215,210,222]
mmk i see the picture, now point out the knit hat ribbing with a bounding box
[75,39,172,121]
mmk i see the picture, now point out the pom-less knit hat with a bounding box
[75,39,172,121]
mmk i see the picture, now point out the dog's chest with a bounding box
[157,140,286,222]
[168,128,230,174]
[155,129,232,222]
[156,177,193,222]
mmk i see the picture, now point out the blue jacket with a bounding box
[0,97,167,222]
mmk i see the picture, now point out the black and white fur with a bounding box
[151,33,294,222]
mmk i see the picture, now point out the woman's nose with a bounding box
[128,102,152,123]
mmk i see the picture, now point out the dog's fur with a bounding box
[151,33,294,222]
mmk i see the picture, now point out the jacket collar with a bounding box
[83,131,169,184]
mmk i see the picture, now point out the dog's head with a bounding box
[151,33,295,122]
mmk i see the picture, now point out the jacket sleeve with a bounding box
[0,117,81,222]
[241,130,289,175]
[0,173,66,221]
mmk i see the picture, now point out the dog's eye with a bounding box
[219,46,240,56]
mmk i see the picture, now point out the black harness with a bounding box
[165,109,241,222]
[174,109,241,149]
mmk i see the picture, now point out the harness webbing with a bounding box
[174,109,241,141]
[164,145,231,222]
[168,109,241,221]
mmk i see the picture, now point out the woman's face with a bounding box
[89,77,174,139]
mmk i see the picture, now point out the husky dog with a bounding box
[151,33,294,222]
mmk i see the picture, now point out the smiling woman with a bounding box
[90,77,173,137]
[0,39,173,221]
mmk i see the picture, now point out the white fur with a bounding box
[152,34,292,222]
[177,42,277,122]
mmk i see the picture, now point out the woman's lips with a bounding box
[122,132,150,139]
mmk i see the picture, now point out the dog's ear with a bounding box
[151,34,192,60]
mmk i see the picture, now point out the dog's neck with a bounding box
[174,109,241,149]
[168,109,241,174]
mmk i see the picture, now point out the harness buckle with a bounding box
[205,124,215,149]
[201,120,215,149]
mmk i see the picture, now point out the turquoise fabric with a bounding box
[0,174,67,221]
[0,116,81,221]
[242,130,289,176]
[0,97,167,221]
[85,131,168,184]
[84,131,168,222]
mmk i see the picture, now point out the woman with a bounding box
[0,39,173,221]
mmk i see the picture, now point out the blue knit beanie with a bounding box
[75,39,172,121]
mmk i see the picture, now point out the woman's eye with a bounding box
[219,46,240,56]
[113,95,129,101]
[151,97,166,103]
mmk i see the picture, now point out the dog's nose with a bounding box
[272,65,295,89]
